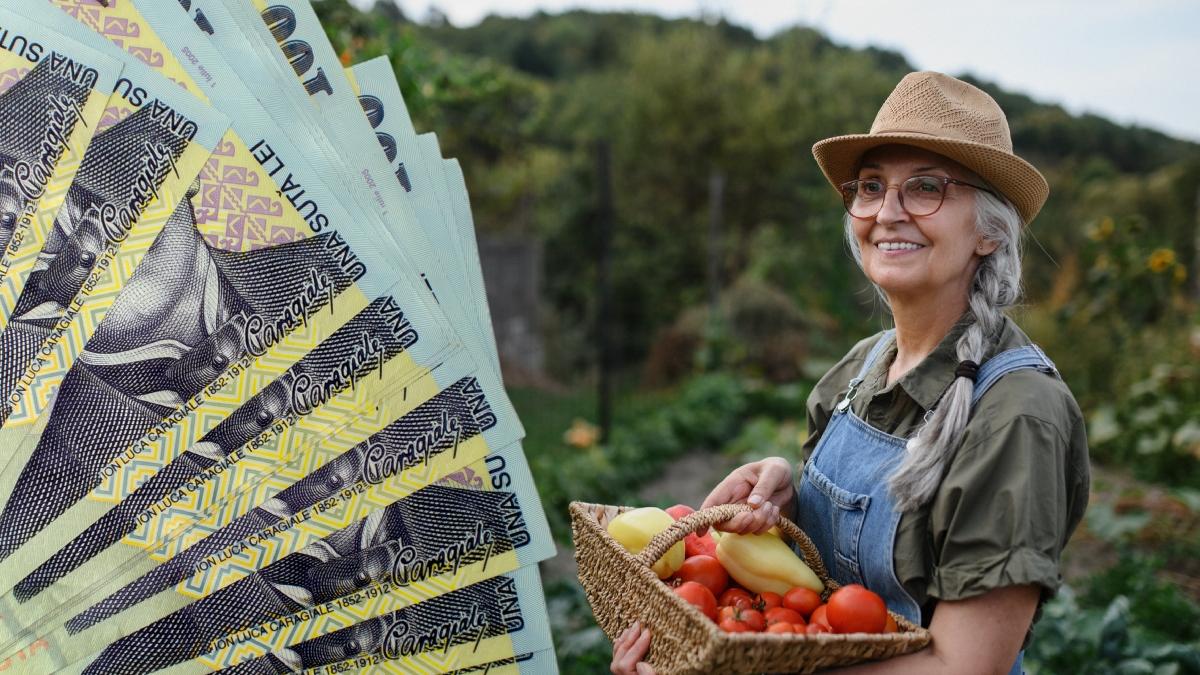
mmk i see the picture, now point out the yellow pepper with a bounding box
[716,531,824,595]
[607,507,685,579]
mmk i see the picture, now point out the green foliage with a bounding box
[1027,587,1200,675]
[316,2,1199,392]
[525,373,751,540]
[1081,552,1200,644]
[1027,208,1200,487]
[1088,363,1200,487]
[543,578,612,674]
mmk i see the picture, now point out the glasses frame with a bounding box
[839,175,998,218]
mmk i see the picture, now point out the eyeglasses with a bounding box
[839,175,997,218]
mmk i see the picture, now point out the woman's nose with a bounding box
[875,185,909,224]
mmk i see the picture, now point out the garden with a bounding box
[315,2,1200,671]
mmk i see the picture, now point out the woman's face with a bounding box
[850,145,997,307]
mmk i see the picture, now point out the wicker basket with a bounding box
[570,501,931,674]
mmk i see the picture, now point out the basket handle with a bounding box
[636,504,830,581]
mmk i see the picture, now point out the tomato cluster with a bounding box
[663,504,900,636]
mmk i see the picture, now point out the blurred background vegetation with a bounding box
[317,1,1199,671]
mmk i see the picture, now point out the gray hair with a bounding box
[843,189,1025,511]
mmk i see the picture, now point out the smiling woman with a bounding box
[611,72,1091,675]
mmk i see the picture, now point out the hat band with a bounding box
[866,126,1012,153]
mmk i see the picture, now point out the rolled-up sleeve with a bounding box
[927,413,1076,600]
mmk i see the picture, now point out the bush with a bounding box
[1027,587,1200,674]
[643,276,813,386]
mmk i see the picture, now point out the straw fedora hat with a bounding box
[812,71,1049,224]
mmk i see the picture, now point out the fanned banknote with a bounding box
[0,0,473,636]
[0,2,555,671]
[173,565,553,675]
[21,443,550,672]
[211,0,514,457]
[0,7,122,344]
[0,360,528,658]
[345,57,417,196]
[345,56,504,381]
[0,1,229,436]
[200,0,497,373]
[314,648,558,675]
[0,0,516,595]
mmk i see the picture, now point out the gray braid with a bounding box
[842,189,1024,511]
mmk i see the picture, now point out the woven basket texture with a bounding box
[570,501,931,674]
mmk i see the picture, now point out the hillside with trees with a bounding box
[314,2,1200,670]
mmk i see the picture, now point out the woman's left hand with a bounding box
[610,622,657,675]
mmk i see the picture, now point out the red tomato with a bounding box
[783,587,823,619]
[826,584,887,634]
[676,555,729,598]
[805,621,831,635]
[766,622,796,634]
[810,604,833,631]
[754,592,783,612]
[674,581,718,621]
[684,531,718,558]
[764,607,806,627]
[719,616,751,633]
[665,504,695,521]
[885,614,899,633]
[719,588,755,610]
[740,608,766,632]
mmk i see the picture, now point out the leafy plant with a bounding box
[1027,587,1200,674]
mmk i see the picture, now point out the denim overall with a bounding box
[796,331,1057,675]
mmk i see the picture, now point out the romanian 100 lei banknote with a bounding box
[345,56,505,378]
[0,0,472,634]
[0,6,121,338]
[205,0,530,498]
[24,442,551,672]
[0,361,531,661]
[200,0,497,377]
[0,0,533,652]
[0,1,550,671]
[175,565,553,675]
[315,648,558,675]
[0,1,229,425]
[0,2,227,428]
[0,0,439,554]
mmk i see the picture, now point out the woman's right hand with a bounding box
[700,457,795,534]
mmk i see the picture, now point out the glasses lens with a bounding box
[902,176,946,216]
[842,179,884,217]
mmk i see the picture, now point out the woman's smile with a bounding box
[873,238,927,254]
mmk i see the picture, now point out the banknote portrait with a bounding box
[0,102,191,401]
[64,376,493,637]
[0,175,366,567]
[82,480,526,673]
[0,58,91,254]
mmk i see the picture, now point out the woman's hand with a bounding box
[701,457,796,534]
[610,622,656,675]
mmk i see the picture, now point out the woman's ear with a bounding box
[976,238,1000,256]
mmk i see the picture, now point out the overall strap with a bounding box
[970,344,1057,407]
[836,330,895,414]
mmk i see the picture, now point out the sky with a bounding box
[348,0,1200,143]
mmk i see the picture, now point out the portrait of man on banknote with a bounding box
[0,58,92,254]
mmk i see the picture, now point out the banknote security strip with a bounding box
[0,0,557,672]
